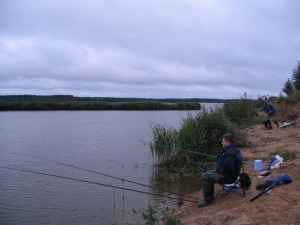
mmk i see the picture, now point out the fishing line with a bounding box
[0,166,199,204]
[113,187,116,210]
[122,168,125,214]
[35,156,151,187]
[113,187,116,223]
[34,156,199,201]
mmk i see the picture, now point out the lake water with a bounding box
[0,110,206,225]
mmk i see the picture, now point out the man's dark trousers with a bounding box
[201,170,220,201]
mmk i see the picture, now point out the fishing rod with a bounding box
[153,144,252,167]
[180,149,253,167]
[0,166,199,204]
[34,156,199,201]
[181,149,216,159]
[249,175,293,202]
[249,183,276,202]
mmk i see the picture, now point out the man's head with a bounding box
[222,133,235,148]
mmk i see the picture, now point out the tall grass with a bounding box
[150,125,179,165]
[279,90,300,103]
[223,98,256,127]
[150,99,254,174]
[133,205,185,225]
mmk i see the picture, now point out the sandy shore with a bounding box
[176,120,300,225]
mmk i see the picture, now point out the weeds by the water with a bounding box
[150,98,256,175]
[133,205,158,225]
[133,205,185,225]
[150,110,248,174]
[161,210,185,225]
[150,125,179,165]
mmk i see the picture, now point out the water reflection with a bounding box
[150,166,200,196]
[1,111,200,225]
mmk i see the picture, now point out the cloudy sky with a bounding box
[0,0,299,98]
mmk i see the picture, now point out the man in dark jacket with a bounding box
[260,102,279,129]
[198,134,243,207]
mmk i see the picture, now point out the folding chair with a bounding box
[222,163,248,197]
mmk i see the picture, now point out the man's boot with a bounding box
[267,120,272,130]
[263,121,268,129]
[197,195,215,208]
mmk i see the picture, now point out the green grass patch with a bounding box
[253,115,267,125]
[260,136,280,144]
[223,98,257,127]
[278,90,300,103]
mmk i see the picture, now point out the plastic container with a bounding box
[254,159,264,172]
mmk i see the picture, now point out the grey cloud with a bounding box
[0,0,300,98]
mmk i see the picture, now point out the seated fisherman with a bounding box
[260,102,279,129]
[198,134,243,207]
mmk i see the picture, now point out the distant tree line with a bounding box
[0,95,240,111]
[0,100,201,111]
[0,95,236,103]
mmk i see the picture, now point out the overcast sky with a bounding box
[0,0,299,98]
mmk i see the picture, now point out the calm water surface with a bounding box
[0,110,202,225]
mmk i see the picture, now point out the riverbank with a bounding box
[176,116,300,224]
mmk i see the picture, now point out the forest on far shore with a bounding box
[0,95,234,111]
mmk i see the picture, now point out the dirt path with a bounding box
[176,122,300,225]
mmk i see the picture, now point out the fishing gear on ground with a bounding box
[255,155,284,178]
[250,174,293,202]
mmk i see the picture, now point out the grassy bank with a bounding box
[150,98,256,175]
[279,90,300,103]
